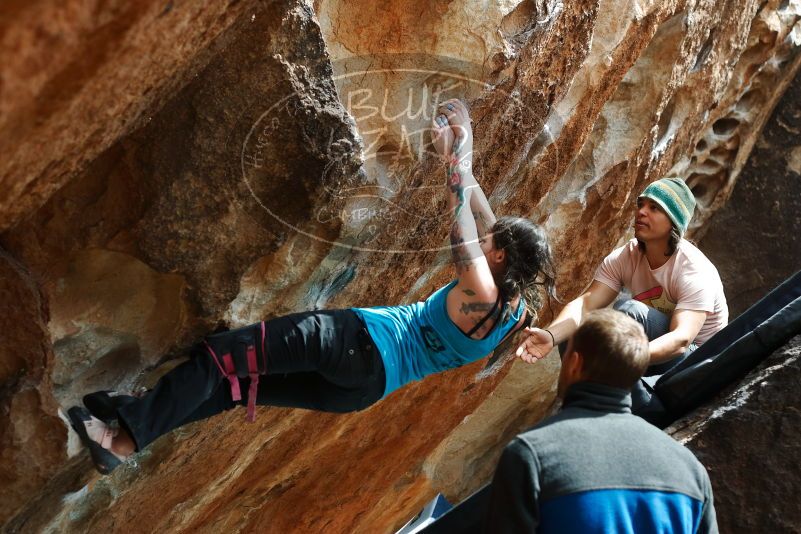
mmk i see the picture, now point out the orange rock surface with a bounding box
[2,0,801,531]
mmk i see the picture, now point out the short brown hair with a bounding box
[571,309,650,389]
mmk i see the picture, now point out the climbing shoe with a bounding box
[67,406,126,475]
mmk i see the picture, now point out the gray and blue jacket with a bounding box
[486,382,718,533]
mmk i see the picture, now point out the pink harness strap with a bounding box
[222,353,242,402]
[204,340,242,402]
[205,323,268,423]
[241,321,268,423]
[246,344,259,422]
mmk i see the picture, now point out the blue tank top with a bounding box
[352,280,525,397]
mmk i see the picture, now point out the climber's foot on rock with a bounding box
[67,406,128,475]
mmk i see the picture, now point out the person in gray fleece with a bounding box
[486,309,717,533]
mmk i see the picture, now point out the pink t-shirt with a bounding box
[594,238,728,344]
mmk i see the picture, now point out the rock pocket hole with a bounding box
[695,159,723,174]
[709,146,732,161]
[691,183,708,199]
[741,35,776,66]
[687,170,726,207]
[735,89,763,113]
[712,117,740,136]
[724,133,741,151]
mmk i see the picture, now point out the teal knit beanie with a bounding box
[639,177,696,235]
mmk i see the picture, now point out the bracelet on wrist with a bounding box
[544,329,556,346]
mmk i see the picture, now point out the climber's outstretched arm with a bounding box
[470,186,497,240]
[431,99,497,300]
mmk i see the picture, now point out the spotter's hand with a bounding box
[516,327,555,364]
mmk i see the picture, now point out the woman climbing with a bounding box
[68,99,556,474]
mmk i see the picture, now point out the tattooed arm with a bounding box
[472,187,496,240]
[430,100,496,239]
[432,99,498,302]
[446,146,483,276]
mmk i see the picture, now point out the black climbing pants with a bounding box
[117,309,386,450]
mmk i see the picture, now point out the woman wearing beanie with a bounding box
[515,176,728,405]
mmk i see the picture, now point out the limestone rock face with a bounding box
[2,0,801,531]
[669,336,801,533]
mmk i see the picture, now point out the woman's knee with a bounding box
[613,298,671,340]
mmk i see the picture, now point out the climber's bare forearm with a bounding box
[447,132,482,273]
[470,186,496,238]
